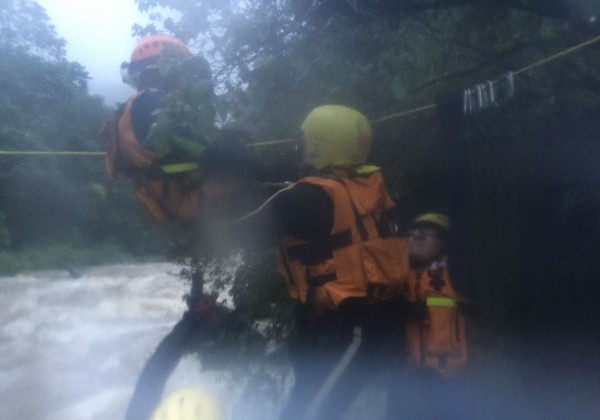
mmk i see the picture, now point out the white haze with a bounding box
[0,263,289,420]
[1,263,597,419]
[0,263,189,419]
[36,0,146,105]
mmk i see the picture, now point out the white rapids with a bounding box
[0,263,234,420]
[0,262,397,420]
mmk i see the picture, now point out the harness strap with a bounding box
[305,272,338,309]
[350,199,369,241]
[285,172,398,310]
[279,245,296,286]
[286,230,353,265]
[308,272,337,288]
[330,173,369,241]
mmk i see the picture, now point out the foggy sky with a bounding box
[36,0,146,105]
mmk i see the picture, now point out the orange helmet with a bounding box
[130,34,190,64]
[124,34,191,89]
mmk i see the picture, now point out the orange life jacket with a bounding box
[405,259,468,377]
[99,92,200,224]
[277,169,410,315]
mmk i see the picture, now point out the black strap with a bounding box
[286,229,352,265]
[349,199,369,241]
[279,245,296,286]
[330,174,369,241]
[308,272,337,288]
[305,270,338,308]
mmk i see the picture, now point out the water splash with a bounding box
[0,263,188,420]
[0,262,287,420]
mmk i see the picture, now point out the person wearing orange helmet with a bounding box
[101,34,258,225]
[99,34,209,223]
[122,34,193,90]
[103,35,264,420]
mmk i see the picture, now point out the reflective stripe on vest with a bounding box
[426,296,456,307]
[406,262,468,377]
[161,162,200,174]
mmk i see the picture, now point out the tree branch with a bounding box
[348,0,581,22]
[406,40,531,95]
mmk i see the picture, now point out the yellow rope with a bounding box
[2,34,600,155]
[0,140,297,154]
[370,104,437,125]
[0,150,106,156]
[514,33,600,76]
[371,33,600,125]
[247,138,297,148]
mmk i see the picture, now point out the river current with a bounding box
[0,263,231,419]
[0,262,389,420]
[3,262,596,419]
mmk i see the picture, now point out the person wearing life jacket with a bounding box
[391,213,472,419]
[262,105,410,420]
[100,35,263,420]
[405,213,468,377]
[100,34,236,224]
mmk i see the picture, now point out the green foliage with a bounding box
[232,248,295,339]
[131,2,600,381]
[0,0,590,402]
[147,51,218,157]
[0,43,109,247]
[0,0,66,59]
[132,1,583,146]
[0,0,166,264]
[0,241,131,276]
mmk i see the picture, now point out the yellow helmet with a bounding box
[411,213,450,231]
[301,105,372,170]
[150,388,222,420]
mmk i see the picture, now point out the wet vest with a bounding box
[99,92,200,224]
[405,259,468,377]
[277,170,409,315]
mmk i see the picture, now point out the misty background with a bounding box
[1,0,599,418]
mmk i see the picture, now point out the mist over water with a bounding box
[0,262,290,420]
[1,263,598,420]
[0,263,192,419]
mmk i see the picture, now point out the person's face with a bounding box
[408,225,445,265]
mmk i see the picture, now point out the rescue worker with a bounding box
[405,213,468,377]
[99,34,209,223]
[100,35,262,420]
[101,34,255,225]
[262,105,410,420]
[391,213,471,419]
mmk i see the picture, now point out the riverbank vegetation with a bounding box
[0,241,128,276]
[1,0,599,410]
[0,1,171,274]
